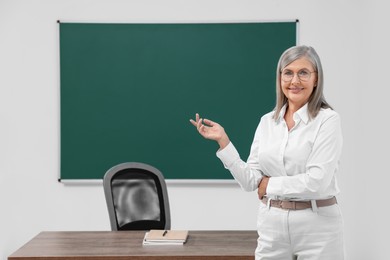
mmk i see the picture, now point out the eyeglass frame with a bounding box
[280,68,317,82]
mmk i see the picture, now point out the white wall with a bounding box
[1,0,389,259]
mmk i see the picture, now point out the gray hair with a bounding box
[273,45,332,120]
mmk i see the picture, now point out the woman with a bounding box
[190,45,344,259]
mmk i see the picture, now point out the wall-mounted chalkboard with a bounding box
[59,21,297,181]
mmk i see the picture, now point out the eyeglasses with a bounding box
[281,69,316,82]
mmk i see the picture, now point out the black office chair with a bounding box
[103,162,171,231]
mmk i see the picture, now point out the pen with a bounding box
[162,230,168,236]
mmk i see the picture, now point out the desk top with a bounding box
[8,230,257,260]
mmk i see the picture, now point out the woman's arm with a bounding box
[190,113,263,191]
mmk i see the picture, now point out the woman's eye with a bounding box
[299,70,310,76]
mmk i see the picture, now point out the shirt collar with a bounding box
[274,104,287,124]
[294,103,309,124]
[275,103,310,124]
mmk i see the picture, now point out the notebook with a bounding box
[143,230,189,245]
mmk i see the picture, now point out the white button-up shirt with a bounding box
[216,103,343,200]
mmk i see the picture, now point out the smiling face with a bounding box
[281,57,317,109]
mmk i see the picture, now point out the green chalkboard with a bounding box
[59,21,297,180]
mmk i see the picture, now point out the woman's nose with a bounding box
[291,73,301,84]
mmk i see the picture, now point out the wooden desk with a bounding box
[8,230,257,260]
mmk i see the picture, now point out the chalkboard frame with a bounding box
[59,20,298,182]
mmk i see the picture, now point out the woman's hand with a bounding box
[258,176,270,200]
[190,113,230,149]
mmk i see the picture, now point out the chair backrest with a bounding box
[103,162,171,231]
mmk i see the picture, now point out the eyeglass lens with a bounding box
[281,69,313,82]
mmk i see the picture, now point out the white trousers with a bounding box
[255,201,345,260]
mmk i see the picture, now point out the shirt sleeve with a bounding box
[216,126,264,192]
[266,112,343,198]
